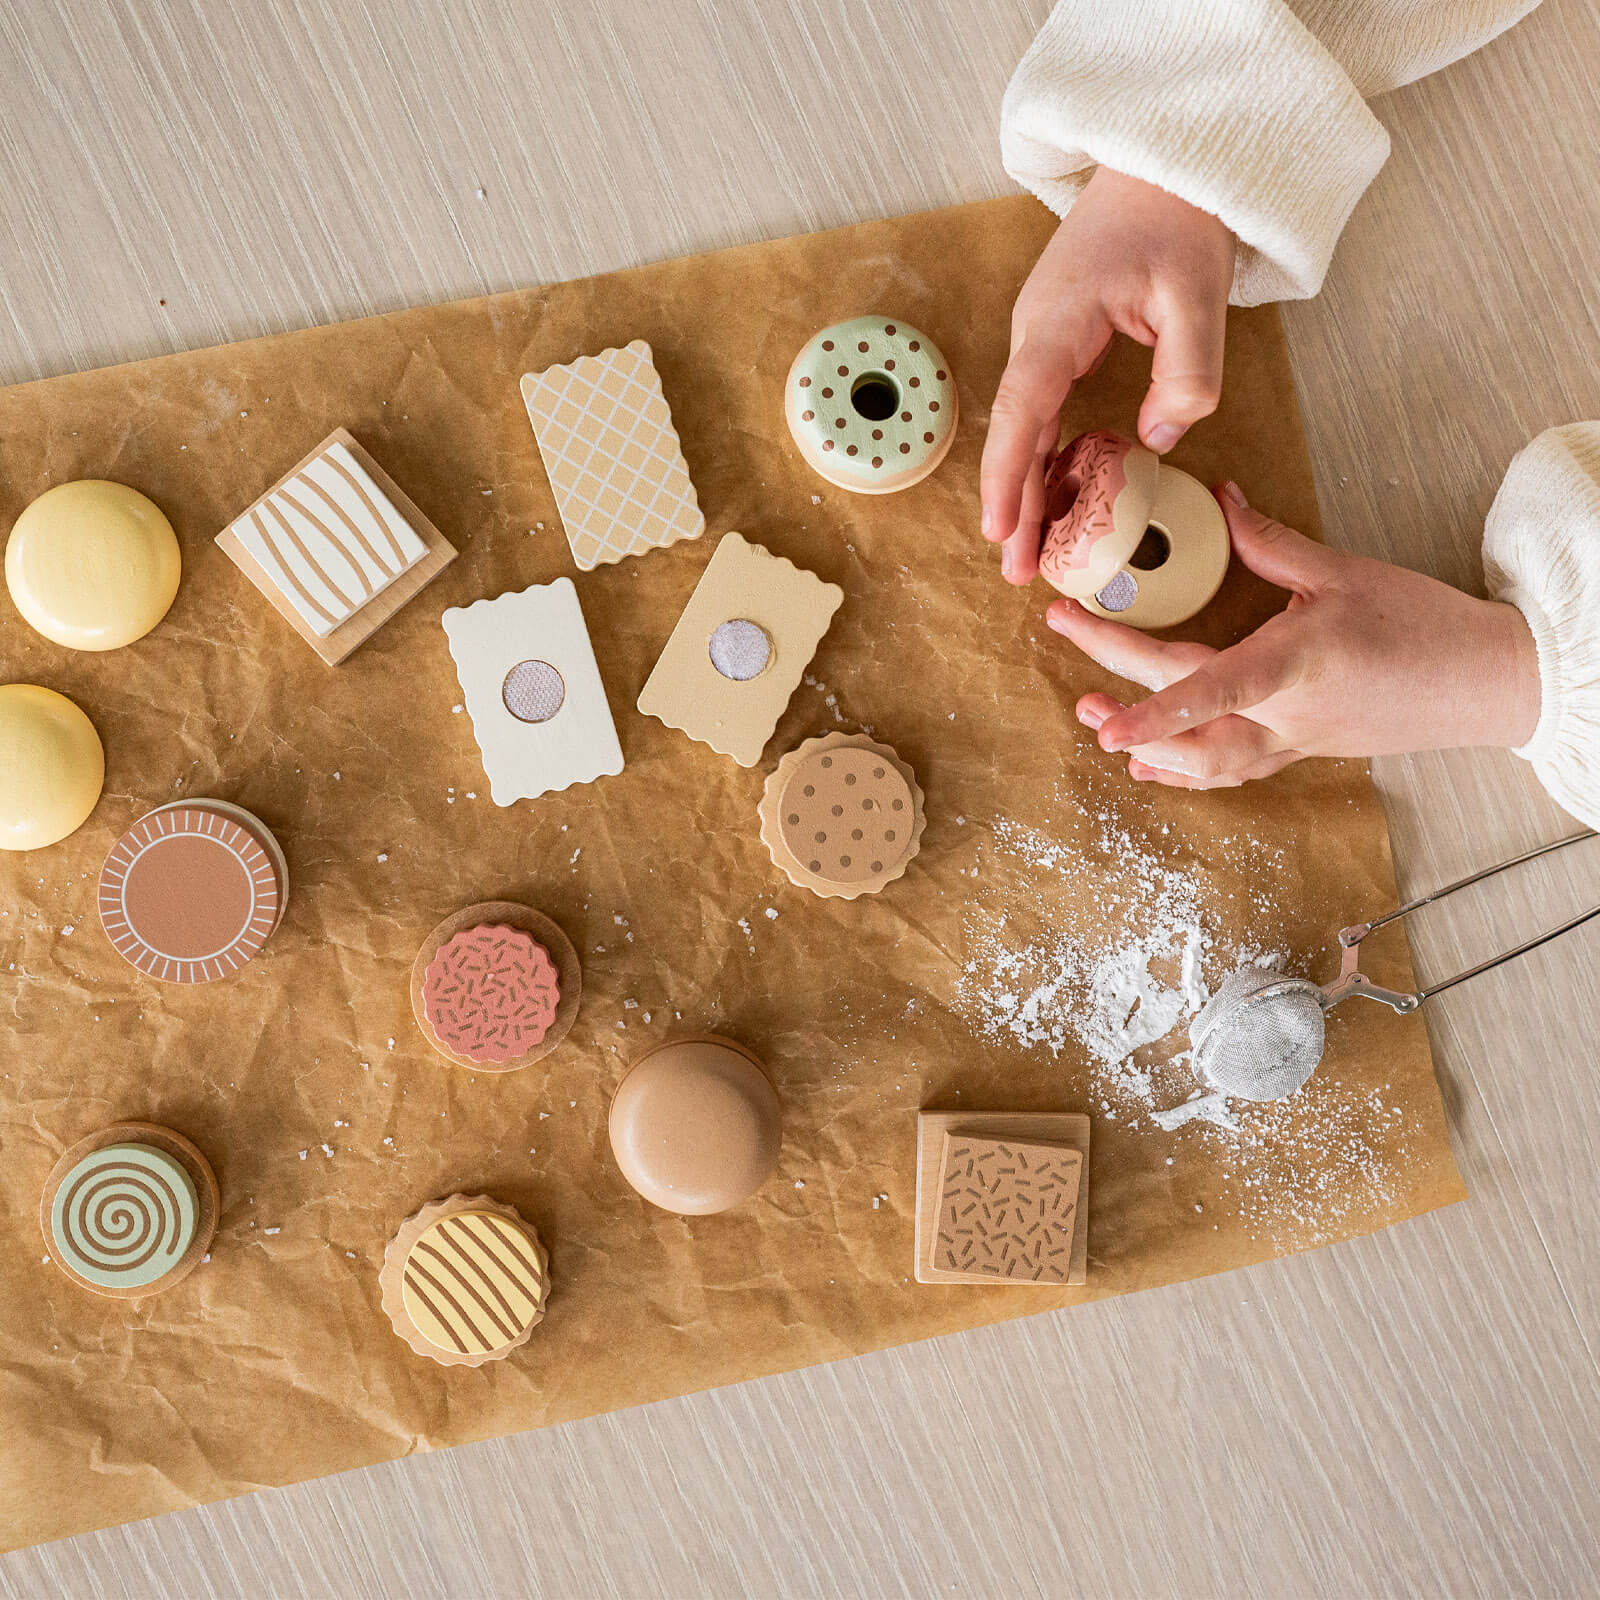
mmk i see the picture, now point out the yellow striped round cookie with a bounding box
[381,1195,549,1367]
[6,481,181,651]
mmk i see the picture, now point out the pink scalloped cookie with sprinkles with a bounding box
[421,924,561,1064]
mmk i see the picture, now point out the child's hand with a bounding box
[981,167,1236,586]
[1047,483,1541,788]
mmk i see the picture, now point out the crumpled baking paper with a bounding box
[0,196,1463,1552]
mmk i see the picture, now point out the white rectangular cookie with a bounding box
[442,579,625,804]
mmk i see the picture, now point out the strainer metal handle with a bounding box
[1322,830,1598,1015]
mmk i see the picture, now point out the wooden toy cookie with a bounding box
[1039,430,1230,630]
[637,532,843,767]
[5,481,180,651]
[933,1132,1083,1283]
[0,684,104,851]
[216,428,457,666]
[380,1194,550,1367]
[410,901,582,1071]
[41,1122,219,1298]
[913,1112,1089,1287]
[785,316,957,494]
[521,340,705,571]
[98,799,288,983]
[608,1036,781,1215]
[442,579,624,804]
[758,732,926,900]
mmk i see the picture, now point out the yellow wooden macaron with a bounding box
[5,481,180,650]
[0,684,104,850]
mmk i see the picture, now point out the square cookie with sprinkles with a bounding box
[521,340,706,571]
[216,427,458,665]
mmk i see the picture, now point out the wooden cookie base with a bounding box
[409,901,582,1072]
[40,1122,220,1299]
[379,1194,549,1367]
[913,1112,1090,1287]
[758,732,926,900]
[215,427,458,667]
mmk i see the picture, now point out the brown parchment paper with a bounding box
[0,196,1464,1553]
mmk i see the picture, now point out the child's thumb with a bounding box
[1216,482,1338,594]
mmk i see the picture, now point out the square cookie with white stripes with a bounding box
[521,340,706,571]
[442,578,624,804]
[216,428,457,665]
[637,532,842,766]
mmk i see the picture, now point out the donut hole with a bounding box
[849,373,899,422]
[1129,525,1172,571]
[502,660,566,723]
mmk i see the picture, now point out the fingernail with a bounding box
[1146,423,1181,453]
[1099,730,1125,754]
[1001,544,1014,579]
[981,506,994,539]
[1045,606,1069,633]
[1221,480,1247,507]
[1078,706,1105,730]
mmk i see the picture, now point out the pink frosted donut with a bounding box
[1037,430,1160,598]
[422,924,561,1064]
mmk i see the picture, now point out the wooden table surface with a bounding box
[2,2,1598,1595]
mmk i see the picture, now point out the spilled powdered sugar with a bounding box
[960,814,1281,1131]
[954,804,1417,1247]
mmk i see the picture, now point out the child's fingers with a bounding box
[1075,692,1124,730]
[1000,419,1057,584]
[1097,628,1298,751]
[1128,746,1300,789]
[1126,714,1284,781]
[1138,291,1226,452]
[1046,598,1215,691]
[981,311,1109,546]
[1217,483,1342,592]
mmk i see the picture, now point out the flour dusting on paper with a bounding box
[954,805,1417,1246]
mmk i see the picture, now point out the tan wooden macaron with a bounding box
[410,901,582,1071]
[608,1036,782,1215]
[41,1122,219,1298]
[380,1194,550,1367]
[759,732,926,899]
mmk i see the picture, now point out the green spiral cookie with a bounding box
[49,1143,198,1288]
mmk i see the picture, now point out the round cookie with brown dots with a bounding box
[758,731,926,899]
[380,1194,550,1367]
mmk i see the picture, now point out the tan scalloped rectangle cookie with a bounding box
[637,532,843,766]
[520,340,706,571]
[934,1132,1083,1283]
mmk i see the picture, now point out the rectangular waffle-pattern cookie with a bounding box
[520,340,706,571]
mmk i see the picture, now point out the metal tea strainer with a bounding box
[1189,831,1600,1102]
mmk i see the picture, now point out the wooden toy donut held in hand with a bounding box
[1038,430,1230,630]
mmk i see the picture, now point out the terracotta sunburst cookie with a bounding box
[41,1122,219,1298]
[380,1194,550,1367]
[759,732,926,899]
[410,901,581,1071]
[98,799,289,983]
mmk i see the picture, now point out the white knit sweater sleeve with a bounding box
[1001,0,1540,306]
[1484,425,1600,831]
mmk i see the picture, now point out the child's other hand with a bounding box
[981,167,1236,586]
[1048,483,1541,788]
